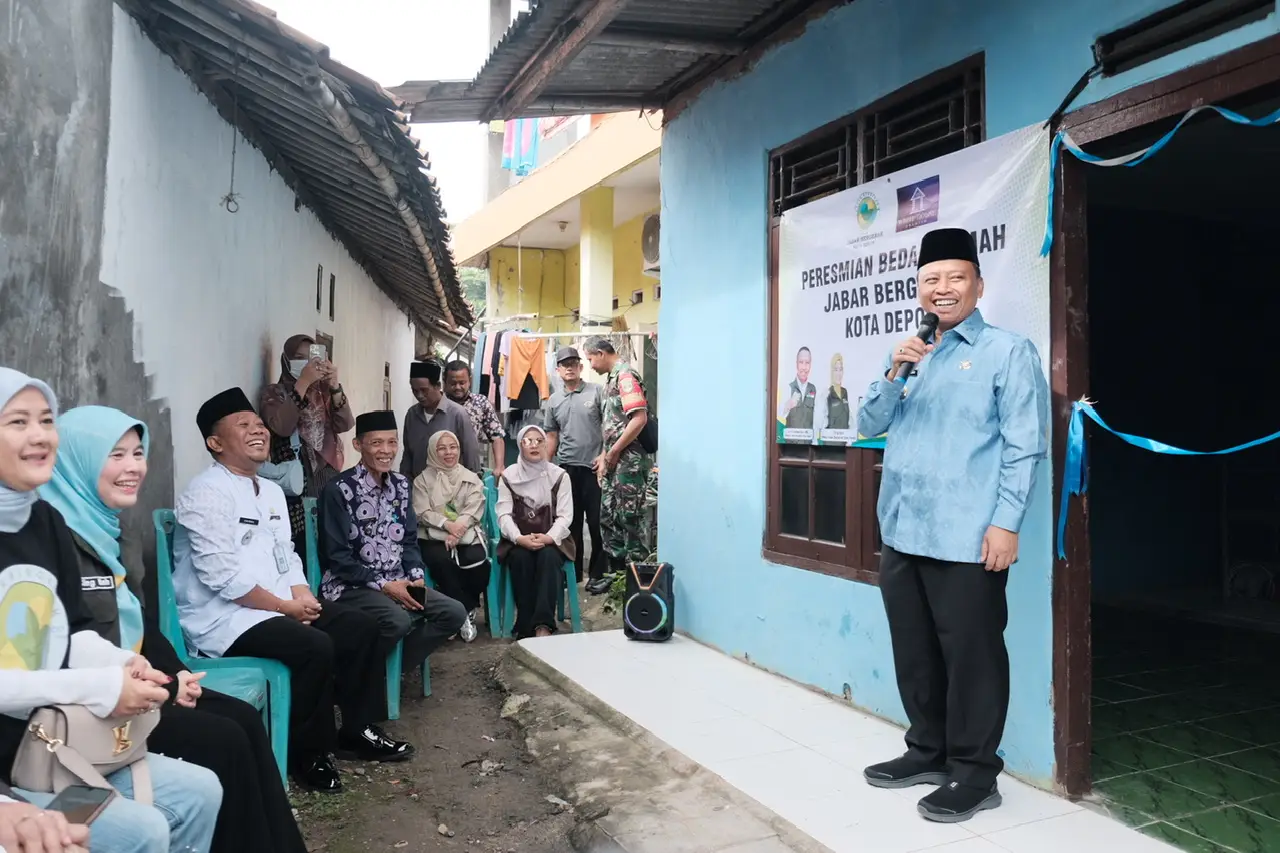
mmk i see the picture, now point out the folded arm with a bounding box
[548,473,574,545]
[400,490,427,583]
[496,478,522,543]
[856,353,904,438]
[0,663,123,719]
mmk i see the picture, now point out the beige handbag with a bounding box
[11,706,160,804]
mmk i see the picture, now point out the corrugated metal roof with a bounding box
[393,0,836,124]
[116,0,473,330]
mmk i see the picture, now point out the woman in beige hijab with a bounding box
[413,431,488,642]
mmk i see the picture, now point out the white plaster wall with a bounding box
[101,9,418,492]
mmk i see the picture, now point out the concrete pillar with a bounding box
[489,0,512,50]
[578,186,614,333]
[484,0,513,204]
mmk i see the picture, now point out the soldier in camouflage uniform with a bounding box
[584,338,652,596]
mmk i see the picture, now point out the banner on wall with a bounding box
[775,124,1052,446]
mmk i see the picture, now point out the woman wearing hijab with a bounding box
[0,367,222,853]
[496,425,574,639]
[826,353,850,431]
[412,431,488,642]
[260,335,355,550]
[42,406,308,853]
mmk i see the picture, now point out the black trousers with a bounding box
[879,545,1010,788]
[565,465,604,581]
[149,690,306,853]
[337,583,465,672]
[506,545,564,638]
[225,603,384,766]
[422,540,491,613]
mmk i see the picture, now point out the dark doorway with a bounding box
[1052,32,1280,805]
[1082,93,1280,850]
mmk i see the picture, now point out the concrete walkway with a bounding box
[520,631,1181,853]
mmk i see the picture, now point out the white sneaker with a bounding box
[460,615,478,643]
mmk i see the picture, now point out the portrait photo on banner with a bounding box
[774,124,1054,447]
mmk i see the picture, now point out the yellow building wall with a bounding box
[610,211,660,329]
[486,210,660,333]
[487,247,577,333]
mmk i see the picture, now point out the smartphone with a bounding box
[46,784,116,825]
[309,343,327,363]
[408,585,427,606]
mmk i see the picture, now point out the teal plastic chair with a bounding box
[487,477,582,637]
[475,472,507,638]
[152,510,291,786]
[302,498,429,722]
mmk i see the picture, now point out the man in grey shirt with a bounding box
[401,360,481,480]
[544,347,606,588]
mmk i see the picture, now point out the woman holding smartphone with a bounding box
[41,405,308,853]
[260,335,354,556]
[0,367,221,853]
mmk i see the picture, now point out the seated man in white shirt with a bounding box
[173,388,414,796]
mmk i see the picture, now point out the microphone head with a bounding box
[918,312,940,337]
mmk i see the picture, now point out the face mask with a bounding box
[289,360,310,378]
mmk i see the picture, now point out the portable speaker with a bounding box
[623,562,674,642]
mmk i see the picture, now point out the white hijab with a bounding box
[503,424,565,509]
[0,367,58,534]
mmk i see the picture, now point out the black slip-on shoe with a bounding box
[917,781,1002,823]
[863,755,950,789]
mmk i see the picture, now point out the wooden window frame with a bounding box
[763,55,985,584]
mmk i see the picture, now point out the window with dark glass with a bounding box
[764,56,985,583]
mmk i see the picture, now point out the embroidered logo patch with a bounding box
[959,361,972,370]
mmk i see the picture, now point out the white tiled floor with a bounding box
[522,631,1180,853]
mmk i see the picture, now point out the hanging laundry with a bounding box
[507,336,550,409]
[471,331,488,393]
[500,122,516,171]
[500,119,541,176]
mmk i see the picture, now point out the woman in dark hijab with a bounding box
[260,335,354,551]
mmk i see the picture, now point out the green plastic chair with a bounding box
[302,498,429,722]
[487,477,582,637]
[152,510,291,786]
[472,471,507,638]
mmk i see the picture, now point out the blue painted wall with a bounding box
[657,0,1278,787]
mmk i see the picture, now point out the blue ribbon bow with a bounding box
[1058,401,1280,558]
[1041,104,1280,257]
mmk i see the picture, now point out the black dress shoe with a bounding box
[293,754,343,794]
[336,725,415,763]
[863,755,949,789]
[586,577,612,595]
[917,781,1002,823]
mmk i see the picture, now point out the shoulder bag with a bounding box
[496,474,577,563]
[11,706,160,804]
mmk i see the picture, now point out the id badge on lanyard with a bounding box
[272,540,292,575]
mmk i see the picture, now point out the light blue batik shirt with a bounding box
[857,309,1049,564]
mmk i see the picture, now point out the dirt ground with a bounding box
[292,594,622,853]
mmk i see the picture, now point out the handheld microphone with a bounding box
[893,312,940,383]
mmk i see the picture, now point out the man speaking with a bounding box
[856,227,1048,823]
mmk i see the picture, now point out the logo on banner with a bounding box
[855,193,880,229]
[896,176,940,232]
